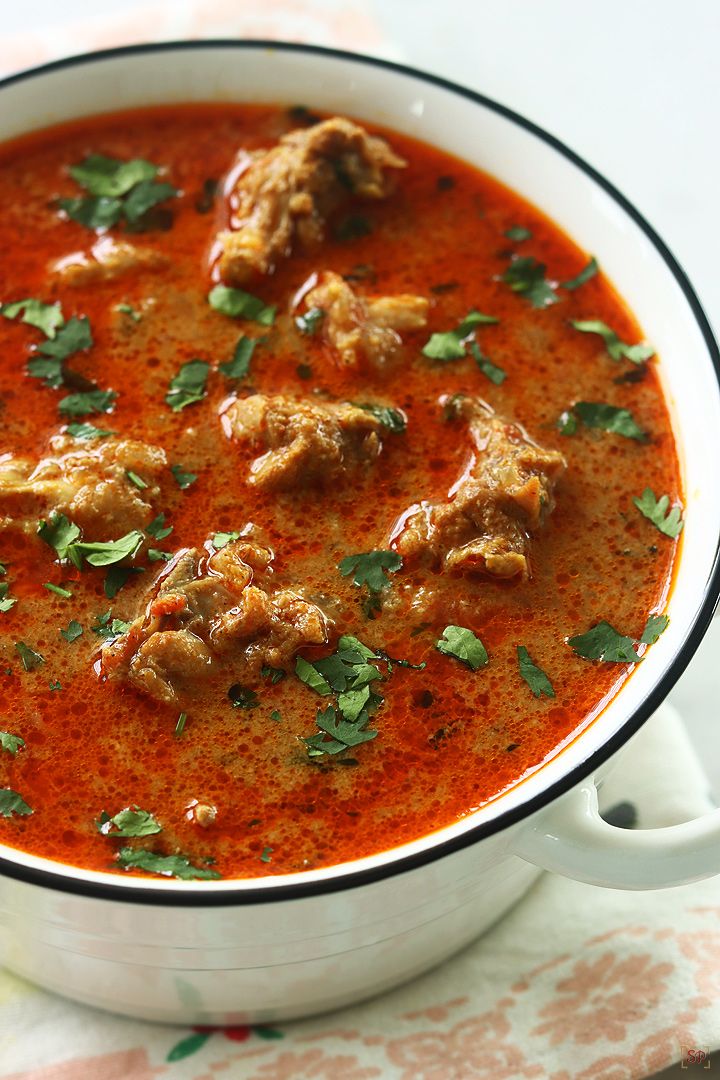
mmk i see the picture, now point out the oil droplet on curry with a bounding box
[0,105,681,880]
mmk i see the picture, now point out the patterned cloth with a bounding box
[1,5,719,1077]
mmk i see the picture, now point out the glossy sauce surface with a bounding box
[0,105,680,879]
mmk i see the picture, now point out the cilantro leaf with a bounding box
[91,611,131,639]
[219,336,258,380]
[208,284,276,326]
[97,805,161,837]
[304,703,378,756]
[123,180,178,224]
[69,154,158,197]
[1,298,63,337]
[0,581,17,613]
[36,315,92,360]
[228,684,259,709]
[561,257,599,291]
[295,307,325,335]
[65,422,114,440]
[573,401,648,442]
[568,621,641,663]
[633,488,683,538]
[15,642,45,671]
[148,549,172,562]
[556,409,578,436]
[116,847,221,880]
[26,356,64,388]
[504,225,532,242]
[38,512,81,560]
[517,645,555,698]
[261,665,286,685]
[116,303,141,322]
[58,389,116,416]
[469,341,506,385]
[146,513,173,541]
[338,550,402,592]
[436,625,488,670]
[0,732,24,755]
[170,464,197,489]
[571,319,654,364]
[0,788,33,818]
[640,613,669,645]
[59,620,83,643]
[422,309,499,361]
[104,566,142,599]
[67,529,144,568]
[211,530,241,551]
[354,403,407,433]
[295,657,333,696]
[501,256,559,308]
[58,196,123,229]
[165,359,210,412]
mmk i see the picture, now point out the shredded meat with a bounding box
[221,393,384,489]
[101,538,331,705]
[302,272,428,367]
[394,397,566,579]
[0,437,166,540]
[50,236,168,285]
[217,117,405,283]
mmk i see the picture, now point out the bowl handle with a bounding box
[511,780,720,891]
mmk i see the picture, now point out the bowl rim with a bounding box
[1,37,719,906]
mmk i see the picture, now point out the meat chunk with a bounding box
[50,236,168,285]
[217,117,405,283]
[0,437,166,540]
[302,272,428,368]
[394,397,566,579]
[100,538,331,706]
[221,394,384,490]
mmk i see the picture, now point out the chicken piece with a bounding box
[50,236,168,285]
[221,393,384,490]
[302,272,428,368]
[395,397,566,579]
[217,117,405,283]
[100,538,331,706]
[0,437,166,540]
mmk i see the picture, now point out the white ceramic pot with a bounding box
[1,41,719,1026]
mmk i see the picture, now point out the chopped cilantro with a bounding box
[633,489,683,538]
[146,513,173,541]
[0,581,17,613]
[295,307,325,335]
[0,732,24,755]
[170,464,197,489]
[422,309,499,361]
[505,225,532,242]
[116,302,141,322]
[260,847,273,863]
[49,680,62,691]
[67,529,144,569]
[228,684,259,709]
[354,403,407,433]
[211,530,242,550]
[219,336,259,380]
[1,298,63,337]
[14,642,45,671]
[65,422,114,440]
[304,703,378,757]
[0,789,33,818]
[436,625,488,671]
[270,710,282,722]
[61,154,177,230]
[59,620,83,643]
[517,646,555,698]
[58,196,123,229]
[91,611,131,640]
[572,402,648,442]
[568,621,641,663]
[469,341,506,385]
[561,257,599,290]
[295,657,333,696]
[641,614,669,645]
[97,805,161,837]
[58,389,116,416]
[43,583,72,598]
[338,550,402,592]
[570,319,654,364]
[148,549,172,562]
[261,665,286,685]
[69,154,157,197]
[165,359,210,412]
[207,284,276,326]
[36,315,92,360]
[104,566,142,599]
[116,847,221,880]
[556,409,578,436]
[123,180,178,224]
[501,256,559,308]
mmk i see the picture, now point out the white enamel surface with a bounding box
[0,44,718,1021]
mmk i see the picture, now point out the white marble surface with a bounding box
[3,0,719,795]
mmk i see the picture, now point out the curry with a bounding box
[0,104,681,880]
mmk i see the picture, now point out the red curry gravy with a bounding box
[0,104,680,880]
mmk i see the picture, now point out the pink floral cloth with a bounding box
[1,6,719,1077]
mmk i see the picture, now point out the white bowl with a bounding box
[1,41,719,1024]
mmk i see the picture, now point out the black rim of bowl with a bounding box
[0,39,718,906]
